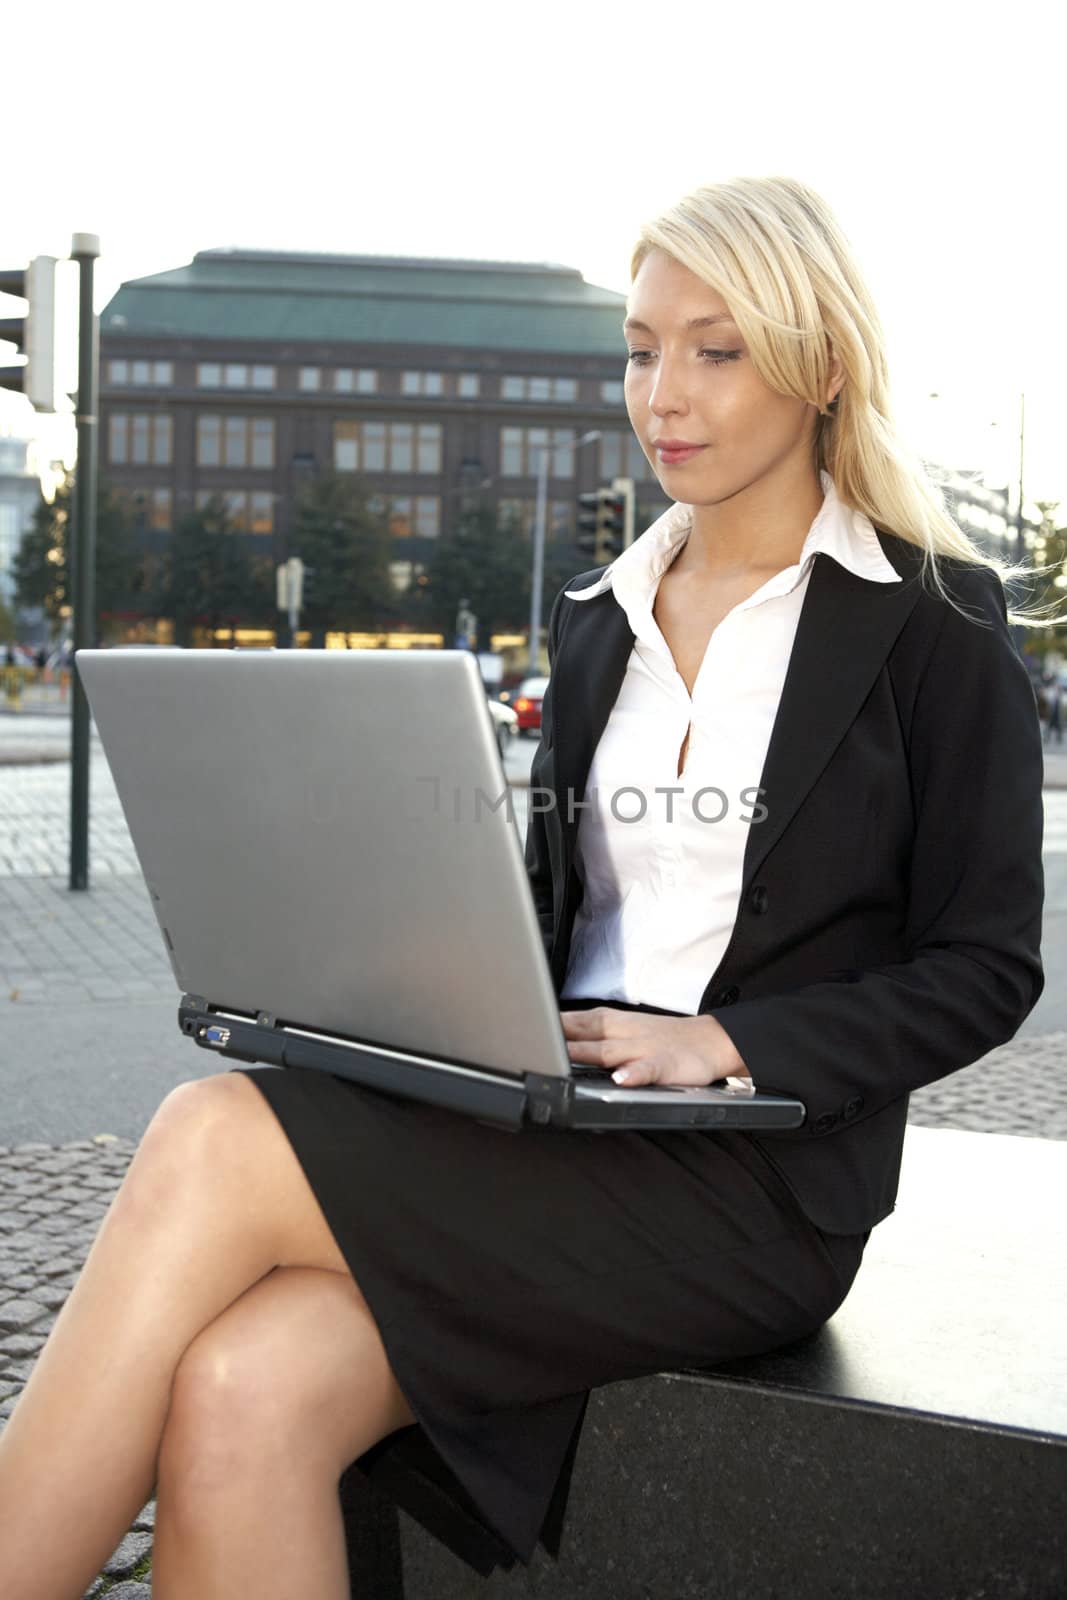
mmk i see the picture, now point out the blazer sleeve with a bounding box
[712,564,1045,1135]
[523,585,567,957]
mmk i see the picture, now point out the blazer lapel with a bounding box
[738,539,921,892]
[550,534,923,897]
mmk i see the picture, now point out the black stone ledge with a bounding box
[346,1127,1067,1599]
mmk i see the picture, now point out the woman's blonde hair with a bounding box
[630,175,1060,630]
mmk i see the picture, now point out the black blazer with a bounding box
[523,528,1045,1234]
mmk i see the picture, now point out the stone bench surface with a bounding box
[703,1124,1067,1440]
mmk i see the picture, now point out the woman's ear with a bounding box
[826,347,845,407]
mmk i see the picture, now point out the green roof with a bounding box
[101,249,629,357]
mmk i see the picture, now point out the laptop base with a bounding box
[178,996,806,1134]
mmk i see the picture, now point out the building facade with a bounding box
[99,249,669,642]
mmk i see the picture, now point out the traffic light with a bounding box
[577,486,626,567]
[0,256,58,411]
[576,478,635,567]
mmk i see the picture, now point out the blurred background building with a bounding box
[95,248,670,633]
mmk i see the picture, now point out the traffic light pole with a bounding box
[69,233,101,892]
[527,430,600,675]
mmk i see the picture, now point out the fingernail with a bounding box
[612,1069,632,1085]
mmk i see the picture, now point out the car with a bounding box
[488,696,519,758]
[511,676,548,737]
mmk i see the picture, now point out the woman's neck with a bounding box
[675,464,826,581]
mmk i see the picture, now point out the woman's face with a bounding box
[624,248,827,506]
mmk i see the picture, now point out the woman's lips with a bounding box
[655,444,706,464]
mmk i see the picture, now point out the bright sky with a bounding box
[3,0,1063,511]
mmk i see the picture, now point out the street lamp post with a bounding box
[69,232,101,893]
[527,429,600,675]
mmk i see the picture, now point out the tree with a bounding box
[288,473,396,644]
[0,592,15,642]
[415,499,532,649]
[155,495,274,646]
[413,497,584,653]
[13,479,142,635]
[1025,500,1067,668]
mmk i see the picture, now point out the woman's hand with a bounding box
[559,1008,752,1088]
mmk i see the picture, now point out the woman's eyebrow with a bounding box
[622,313,736,334]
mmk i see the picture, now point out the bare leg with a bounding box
[152,1263,413,1599]
[0,1073,412,1600]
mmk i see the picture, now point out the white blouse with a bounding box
[558,471,902,1014]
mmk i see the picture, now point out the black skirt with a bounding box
[231,999,866,1576]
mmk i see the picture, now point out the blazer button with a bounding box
[715,986,740,1006]
[843,1096,865,1121]
[812,1112,839,1135]
[749,885,769,915]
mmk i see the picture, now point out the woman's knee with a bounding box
[159,1266,412,1492]
[118,1075,269,1219]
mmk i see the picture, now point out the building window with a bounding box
[600,430,655,482]
[122,487,173,531]
[497,498,573,540]
[334,368,377,394]
[109,413,172,466]
[196,416,220,467]
[457,373,480,398]
[401,371,444,397]
[194,489,274,533]
[299,367,321,392]
[368,495,439,539]
[249,491,273,533]
[414,496,440,538]
[498,426,575,478]
[195,364,274,389]
[333,419,441,474]
[600,380,625,404]
[109,359,172,386]
[334,421,359,473]
[388,498,413,537]
[196,416,274,469]
[500,375,578,402]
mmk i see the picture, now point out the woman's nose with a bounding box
[648,360,689,415]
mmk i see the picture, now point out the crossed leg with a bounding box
[0,1072,414,1600]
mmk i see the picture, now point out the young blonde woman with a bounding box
[0,176,1047,1598]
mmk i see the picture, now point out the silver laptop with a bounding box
[75,647,804,1133]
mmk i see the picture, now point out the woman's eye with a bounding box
[625,349,742,368]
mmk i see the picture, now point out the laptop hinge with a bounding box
[522,1072,574,1126]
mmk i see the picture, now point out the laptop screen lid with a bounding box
[75,647,573,1081]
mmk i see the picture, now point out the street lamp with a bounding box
[528,429,600,675]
